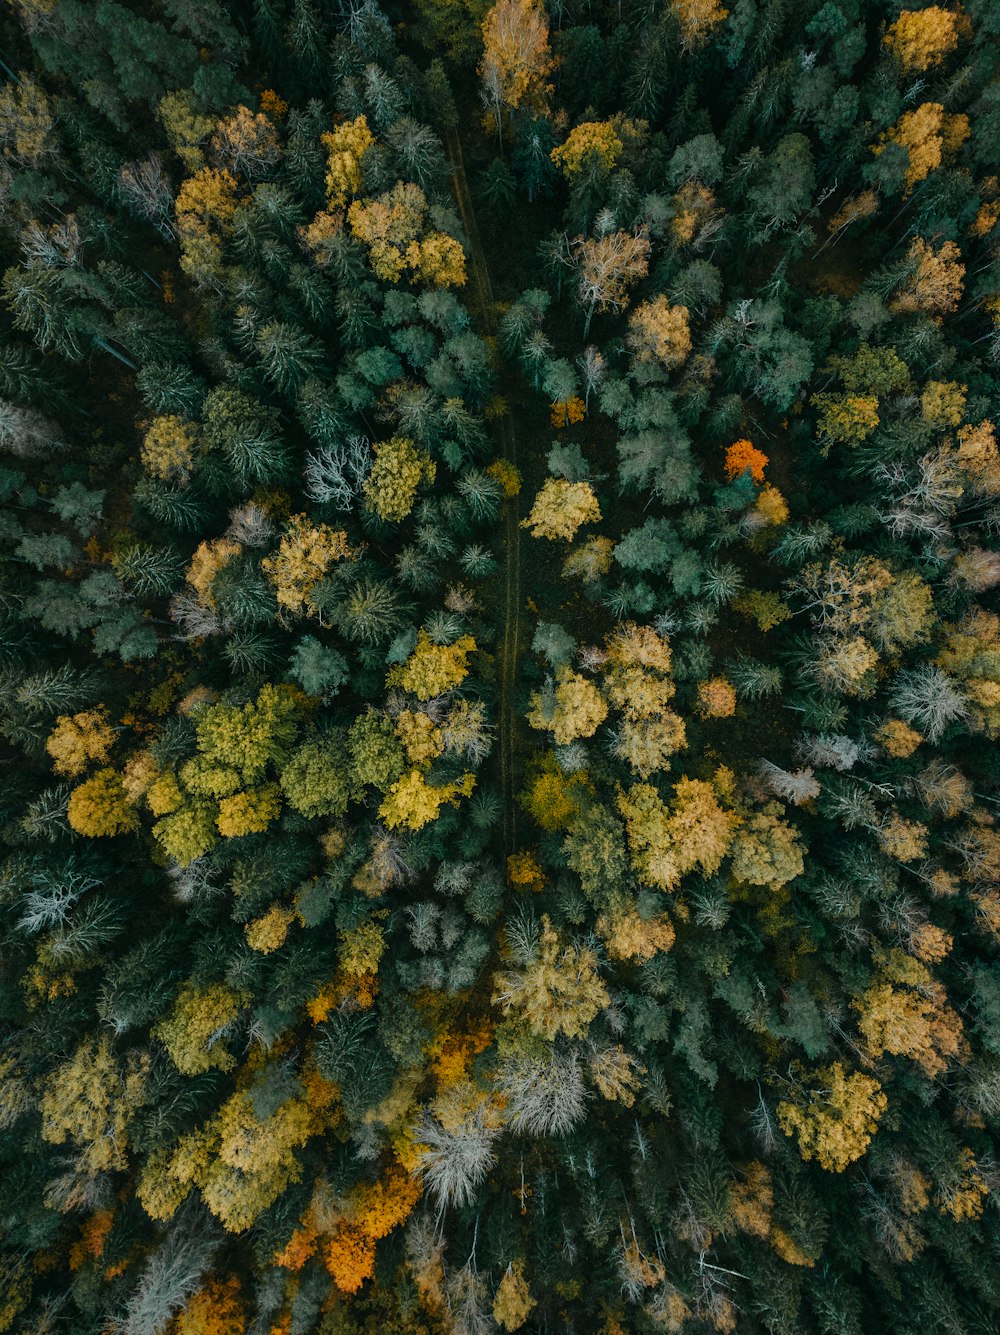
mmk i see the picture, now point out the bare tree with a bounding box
[115,1205,219,1335]
[225,502,274,546]
[573,228,651,338]
[117,155,175,239]
[890,665,969,742]
[495,1049,587,1136]
[414,1085,501,1211]
[759,759,821,805]
[303,435,372,507]
[0,398,65,459]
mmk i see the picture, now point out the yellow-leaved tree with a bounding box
[211,105,281,178]
[879,102,969,192]
[348,182,466,287]
[884,7,963,72]
[379,770,476,831]
[853,948,965,1078]
[46,707,115,778]
[673,0,730,51]
[67,769,136,838]
[729,802,804,889]
[573,228,651,337]
[522,478,601,541]
[141,415,198,482]
[526,666,607,745]
[604,622,686,777]
[479,0,553,141]
[892,237,965,314]
[363,436,436,522]
[321,113,375,208]
[616,777,738,891]
[551,120,625,177]
[261,515,353,615]
[493,1260,536,1330]
[626,296,692,369]
[937,609,1000,736]
[152,981,248,1076]
[174,1276,245,1335]
[40,1034,149,1175]
[387,629,478,700]
[493,914,610,1039]
[174,166,239,286]
[139,1068,338,1232]
[777,1063,887,1172]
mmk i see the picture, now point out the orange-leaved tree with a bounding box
[724,439,768,483]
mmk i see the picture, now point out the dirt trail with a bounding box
[445,128,522,858]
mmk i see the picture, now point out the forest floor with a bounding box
[445,127,523,858]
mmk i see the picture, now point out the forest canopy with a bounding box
[0,0,999,1332]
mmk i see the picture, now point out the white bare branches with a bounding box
[414,1086,501,1210]
[303,435,372,507]
[889,665,969,742]
[495,1050,587,1137]
[759,759,821,805]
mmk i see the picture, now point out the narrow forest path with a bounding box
[445,128,522,859]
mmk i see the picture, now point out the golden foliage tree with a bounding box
[152,982,248,1076]
[729,802,804,888]
[936,609,1000,736]
[854,949,965,1078]
[493,914,610,1039]
[174,1276,246,1335]
[696,676,737,718]
[379,769,476,831]
[211,106,281,178]
[935,1147,989,1222]
[46,707,115,778]
[321,114,375,208]
[244,904,295,955]
[892,237,965,314]
[493,1260,536,1330]
[879,103,969,192]
[673,0,730,50]
[603,623,687,777]
[884,7,962,72]
[597,904,676,962]
[141,415,198,482]
[158,89,214,172]
[186,537,241,609]
[921,379,966,428]
[573,229,651,336]
[40,1035,148,1174]
[479,0,553,131]
[626,296,692,369]
[387,629,477,700]
[814,393,881,446]
[563,535,614,582]
[521,757,590,832]
[363,436,436,522]
[526,666,608,745]
[617,777,738,891]
[0,74,54,165]
[262,515,353,615]
[216,785,282,838]
[174,166,239,285]
[67,769,136,838]
[551,121,625,177]
[521,478,601,541]
[777,1063,887,1172]
[348,182,466,287]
